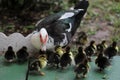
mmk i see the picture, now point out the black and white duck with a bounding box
[31,0,89,51]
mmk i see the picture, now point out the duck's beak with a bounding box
[39,28,48,51]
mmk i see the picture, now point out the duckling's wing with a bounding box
[102,57,110,67]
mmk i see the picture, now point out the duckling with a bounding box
[16,46,29,63]
[95,51,110,71]
[46,46,63,68]
[38,54,47,70]
[60,46,73,69]
[97,40,107,55]
[55,45,64,57]
[74,58,89,78]
[26,54,47,80]
[4,46,16,62]
[74,46,87,66]
[77,31,88,46]
[48,51,60,68]
[104,41,118,59]
[101,40,107,50]
[85,40,96,61]
[45,50,54,61]
[48,45,64,68]
[29,54,47,75]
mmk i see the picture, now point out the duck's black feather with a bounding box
[35,0,89,46]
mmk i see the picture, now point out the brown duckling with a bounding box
[60,46,73,69]
[74,46,87,66]
[74,58,89,78]
[48,45,63,68]
[48,51,60,68]
[76,31,88,46]
[85,40,96,61]
[97,40,107,55]
[95,50,110,71]
[104,41,118,59]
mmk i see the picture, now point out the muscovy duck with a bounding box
[31,0,89,51]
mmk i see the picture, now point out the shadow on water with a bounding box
[2,61,13,66]
[1,59,16,66]
[29,72,42,76]
[46,65,59,71]
[94,68,106,74]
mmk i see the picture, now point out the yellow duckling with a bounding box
[38,54,47,69]
[26,54,47,80]
[55,45,64,57]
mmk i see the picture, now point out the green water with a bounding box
[0,56,120,80]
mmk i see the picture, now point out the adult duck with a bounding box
[31,0,89,51]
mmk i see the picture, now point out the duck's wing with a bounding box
[35,9,84,31]
[35,11,64,30]
[35,9,85,46]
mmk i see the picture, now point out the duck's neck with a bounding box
[70,10,86,37]
[71,0,89,36]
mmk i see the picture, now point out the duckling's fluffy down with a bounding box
[39,57,47,69]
